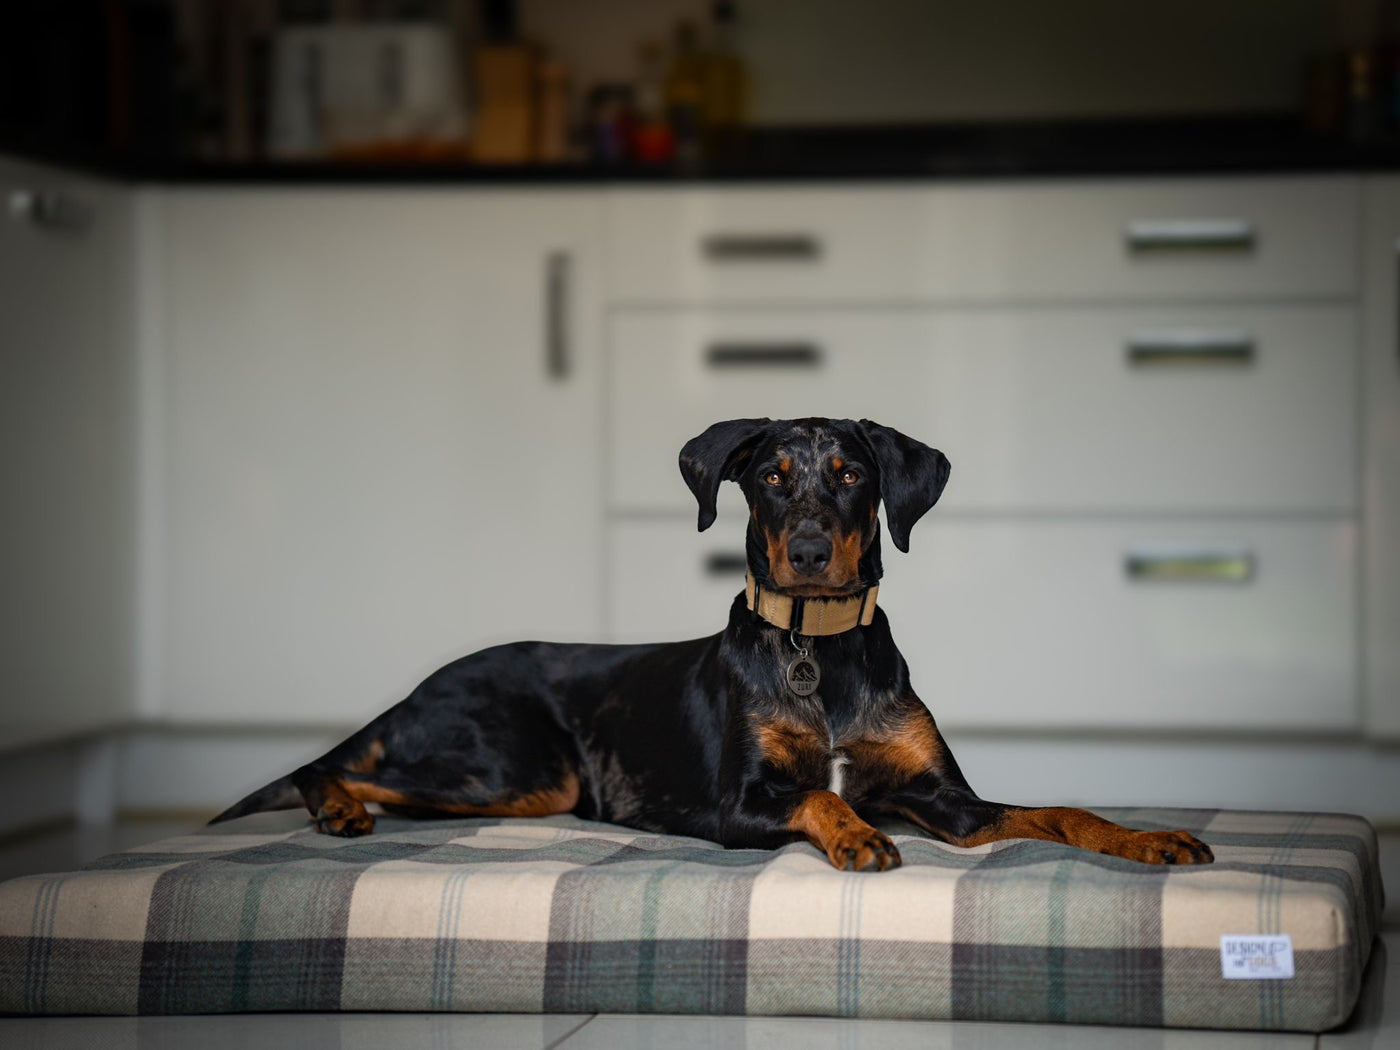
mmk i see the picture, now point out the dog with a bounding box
[212,417,1214,871]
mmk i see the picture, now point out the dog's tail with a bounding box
[208,775,302,825]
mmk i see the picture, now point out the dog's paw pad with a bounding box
[827,826,901,872]
[1125,829,1213,865]
[314,802,374,837]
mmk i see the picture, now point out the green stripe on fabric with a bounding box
[24,877,63,1014]
[1256,812,1313,1029]
[229,865,274,1011]
[432,867,473,1009]
[1045,858,1074,1023]
[836,870,865,1015]
[635,862,678,1012]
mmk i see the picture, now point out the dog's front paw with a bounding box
[1119,829,1214,865]
[314,798,375,837]
[825,825,901,872]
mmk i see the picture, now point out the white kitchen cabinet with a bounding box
[603,175,1363,733]
[610,515,1357,732]
[608,305,1357,514]
[157,188,604,725]
[0,156,137,750]
[607,178,1357,305]
[1362,179,1400,739]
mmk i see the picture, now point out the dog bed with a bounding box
[0,807,1381,1031]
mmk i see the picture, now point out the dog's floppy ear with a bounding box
[857,419,951,553]
[679,418,772,532]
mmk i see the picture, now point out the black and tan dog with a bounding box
[213,417,1213,871]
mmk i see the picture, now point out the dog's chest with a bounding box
[751,710,896,801]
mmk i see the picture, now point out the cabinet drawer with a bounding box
[608,306,1357,514]
[607,178,1357,304]
[608,517,1357,732]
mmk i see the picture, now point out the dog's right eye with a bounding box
[764,471,783,487]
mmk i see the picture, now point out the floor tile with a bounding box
[553,1014,1314,1050]
[0,1013,594,1050]
[1320,928,1396,1049]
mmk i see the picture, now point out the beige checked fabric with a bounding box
[0,808,1381,1030]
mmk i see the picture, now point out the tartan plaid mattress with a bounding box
[0,807,1381,1031]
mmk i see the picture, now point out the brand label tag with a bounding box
[1220,934,1294,979]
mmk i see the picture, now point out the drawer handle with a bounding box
[1127,330,1255,366]
[705,552,749,575]
[1125,219,1255,252]
[706,342,823,369]
[544,250,569,379]
[702,233,821,262]
[1125,550,1254,583]
[8,188,94,233]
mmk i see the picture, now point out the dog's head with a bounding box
[679,418,950,597]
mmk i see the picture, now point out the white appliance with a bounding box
[269,23,467,159]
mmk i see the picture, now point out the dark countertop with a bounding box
[7,115,1400,184]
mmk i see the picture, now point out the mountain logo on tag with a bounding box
[786,656,820,696]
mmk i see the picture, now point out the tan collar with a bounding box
[745,573,879,636]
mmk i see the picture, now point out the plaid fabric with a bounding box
[0,808,1381,1030]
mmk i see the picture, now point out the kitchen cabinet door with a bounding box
[158,189,603,725]
[607,515,1356,732]
[0,156,137,749]
[1363,179,1400,739]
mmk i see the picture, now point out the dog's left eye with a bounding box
[764,471,783,487]
[840,470,859,486]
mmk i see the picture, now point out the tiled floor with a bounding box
[1,821,1394,1049]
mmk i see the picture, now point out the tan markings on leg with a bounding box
[344,770,581,819]
[345,738,385,774]
[790,790,900,871]
[958,806,1214,865]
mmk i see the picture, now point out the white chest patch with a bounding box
[827,753,851,798]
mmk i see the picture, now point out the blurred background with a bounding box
[1,0,1399,871]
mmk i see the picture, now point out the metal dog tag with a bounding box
[786,652,821,697]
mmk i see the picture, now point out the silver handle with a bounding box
[544,250,569,380]
[1125,219,1254,251]
[705,342,823,369]
[1125,549,1254,583]
[8,189,94,233]
[702,233,821,262]
[705,552,748,576]
[1127,330,1255,366]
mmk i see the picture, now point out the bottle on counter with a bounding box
[665,20,704,164]
[472,0,534,163]
[534,54,571,163]
[585,83,633,164]
[630,39,674,164]
[1347,47,1383,144]
[702,0,746,158]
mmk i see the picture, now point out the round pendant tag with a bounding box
[786,654,821,696]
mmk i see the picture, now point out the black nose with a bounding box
[787,533,832,576]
